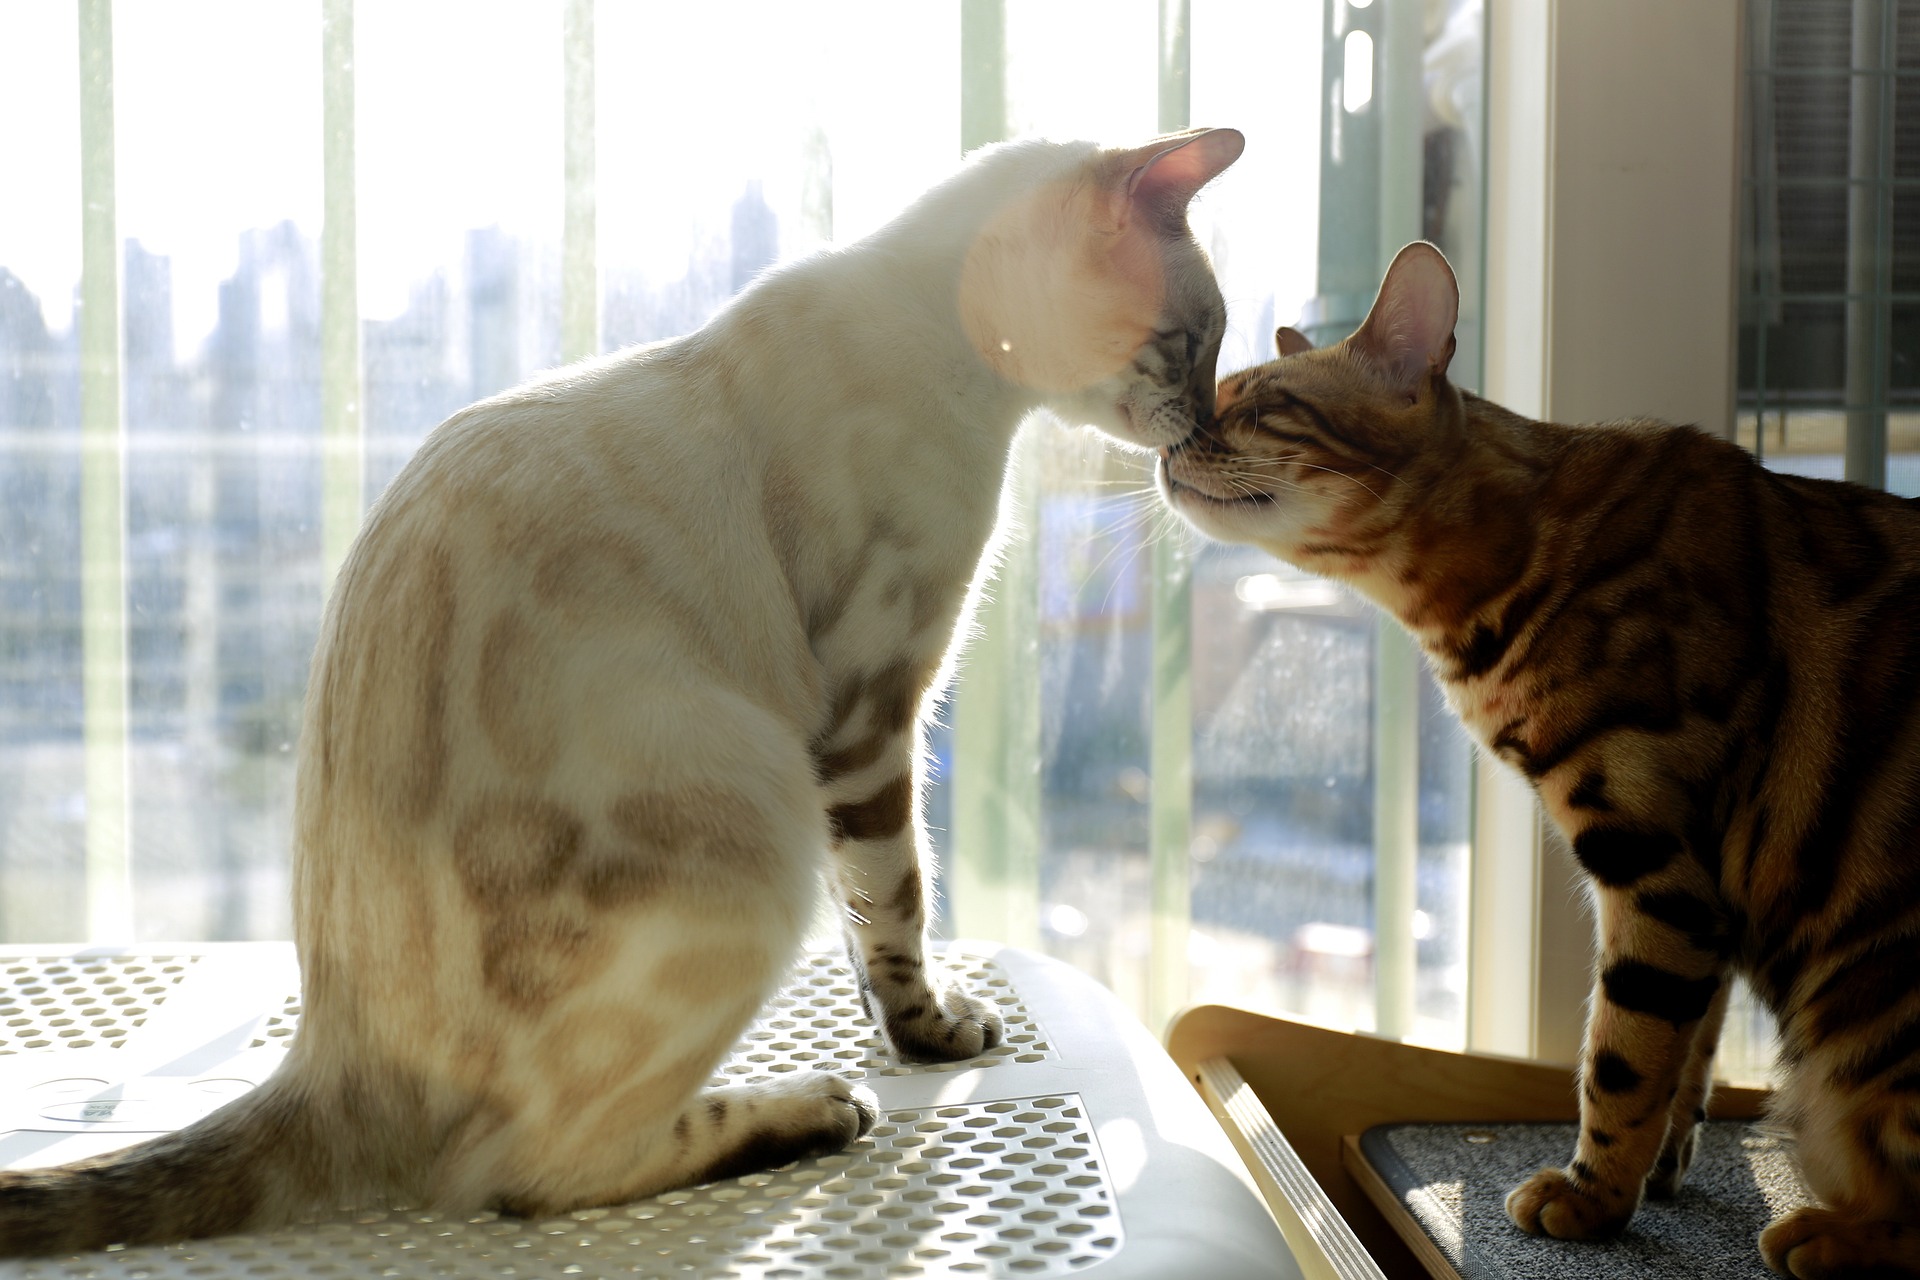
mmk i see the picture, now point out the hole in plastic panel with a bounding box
[246,996,302,1050]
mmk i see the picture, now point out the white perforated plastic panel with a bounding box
[0,943,1294,1280]
[0,957,200,1054]
[227,956,1053,1081]
[7,1097,1116,1280]
[245,996,301,1051]
[716,953,1053,1084]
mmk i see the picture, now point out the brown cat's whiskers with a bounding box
[1221,452,1391,504]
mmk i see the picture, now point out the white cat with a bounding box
[0,126,1243,1254]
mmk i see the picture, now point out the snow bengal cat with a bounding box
[1161,241,1920,1278]
[0,126,1245,1256]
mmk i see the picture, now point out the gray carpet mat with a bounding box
[1360,1121,1813,1279]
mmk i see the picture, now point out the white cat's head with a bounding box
[954,128,1244,450]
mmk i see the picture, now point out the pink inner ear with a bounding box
[1357,242,1459,391]
[1128,128,1246,216]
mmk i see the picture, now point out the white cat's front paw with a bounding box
[693,1073,880,1184]
[878,980,1004,1063]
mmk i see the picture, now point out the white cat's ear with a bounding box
[1275,326,1314,357]
[1123,127,1245,228]
[1351,241,1458,400]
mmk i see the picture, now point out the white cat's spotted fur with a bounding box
[0,126,1243,1254]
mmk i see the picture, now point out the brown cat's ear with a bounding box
[1122,127,1245,230]
[1275,326,1314,357]
[1351,241,1458,400]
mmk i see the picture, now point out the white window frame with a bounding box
[46,2,1751,1063]
[1473,0,1743,1061]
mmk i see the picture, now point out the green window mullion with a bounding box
[562,0,598,364]
[1369,0,1426,1040]
[78,0,131,942]
[949,0,1041,950]
[1146,0,1195,1033]
[1842,0,1895,491]
[321,0,362,592]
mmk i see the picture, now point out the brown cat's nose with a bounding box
[1213,379,1240,417]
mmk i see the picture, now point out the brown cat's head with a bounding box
[1159,241,1475,615]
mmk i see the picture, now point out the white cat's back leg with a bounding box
[431,907,880,1215]
[422,678,876,1214]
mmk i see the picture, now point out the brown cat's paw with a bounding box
[1504,1167,1634,1240]
[1760,1206,1920,1278]
[881,982,1005,1063]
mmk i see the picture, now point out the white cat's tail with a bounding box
[0,1071,385,1257]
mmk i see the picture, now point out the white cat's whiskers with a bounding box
[1072,488,1164,598]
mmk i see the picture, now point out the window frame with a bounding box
[34,1,1753,1066]
[1475,0,1743,1061]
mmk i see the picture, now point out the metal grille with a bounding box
[0,957,199,1054]
[1741,0,1920,491]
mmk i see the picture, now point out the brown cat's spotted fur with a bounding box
[1163,242,1920,1277]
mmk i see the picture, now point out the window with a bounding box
[0,0,1486,1045]
[1723,0,1920,1081]
[1740,0,1920,495]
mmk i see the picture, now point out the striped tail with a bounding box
[0,1078,327,1257]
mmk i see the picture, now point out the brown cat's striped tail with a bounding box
[0,1078,333,1257]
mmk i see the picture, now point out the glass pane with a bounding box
[1900,72,1920,184]
[1,0,85,942]
[1738,1,1920,1079]
[1773,6,1857,76]
[1166,0,1483,1049]
[116,6,321,941]
[996,0,1483,1044]
[1,0,1483,1056]
[1773,179,1849,296]
[598,3,958,349]
[1896,183,1920,294]
[357,1,564,497]
[1190,549,1378,1025]
[1030,426,1155,1008]
[1743,5,1920,490]
[1888,410,1920,495]
[1758,407,1847,479]
[1767,72,1851,184]
[1743,297,1848,396]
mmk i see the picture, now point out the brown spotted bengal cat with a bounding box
[1161,240,1920,1278]
[0,126,1244,1255]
